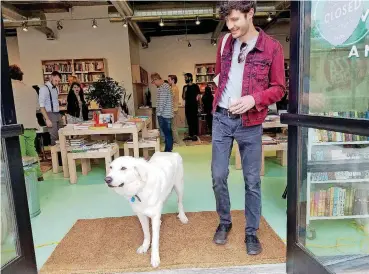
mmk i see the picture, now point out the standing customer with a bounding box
[10,65,43,181]
[211,1,285,255]
[168,75,180,144]
[66,82,88,124]
[151,73,173,152]
[182,73,200,141]
[39,71,62,146]
[201,86,214,135]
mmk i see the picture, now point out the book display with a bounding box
[194,63,216,93]
[41,58,108,111]
[306,123,369,236]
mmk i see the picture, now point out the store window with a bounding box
[297,1,369,272]
[1,139,21,267]
[303,0,369,117]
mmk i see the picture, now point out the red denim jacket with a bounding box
[213,28,286,127]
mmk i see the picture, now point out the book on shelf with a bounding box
[310,187,369,217]
[311,111,369,143]
[312,128,369,142]
[43,63,72,73]
[311,146,369,161]
[74,61,104,72]
[311,171,369,181]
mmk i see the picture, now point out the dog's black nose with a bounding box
[105,176,113,185]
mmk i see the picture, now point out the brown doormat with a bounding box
[40,211,286,274]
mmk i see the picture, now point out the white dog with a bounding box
[105,152,188,268]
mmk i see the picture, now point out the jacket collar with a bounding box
[229,27,265,52]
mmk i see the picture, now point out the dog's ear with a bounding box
[134,163,148,182]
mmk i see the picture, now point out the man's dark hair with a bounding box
[219,1,257,19]
[51,71,62,78]
[185,73,193,79]
[168,74,178,84]
[9,65,23,81]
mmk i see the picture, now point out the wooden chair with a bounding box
[67,143,119,184]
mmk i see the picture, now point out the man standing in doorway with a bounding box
[182,73,200,141]
[151,72,173,152]
[168,75,180,144]
[211,1,285,255]
[39,71,62,146]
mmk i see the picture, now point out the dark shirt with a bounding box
[183,84,200,107]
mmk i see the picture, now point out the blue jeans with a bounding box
[158,116,173,152]
[211,111,262,235]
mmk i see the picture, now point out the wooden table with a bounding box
[234,119,288,175]
[58,118,151,178]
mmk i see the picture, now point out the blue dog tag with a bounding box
[131,196,135,203]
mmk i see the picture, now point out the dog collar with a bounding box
[130,195,141,203]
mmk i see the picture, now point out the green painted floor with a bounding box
[24,145,368,270]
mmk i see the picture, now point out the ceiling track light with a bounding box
[267,13,272,22]
[123,18,128,27]
[195,16,200,25]
[159,18,164,27]
[22,21,28,32]
[57,20,63,30]
[188,41,192,48]
[92,19,98,28]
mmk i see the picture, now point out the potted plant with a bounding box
[86,76,124,121]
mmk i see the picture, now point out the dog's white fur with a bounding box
[106,152,188,268]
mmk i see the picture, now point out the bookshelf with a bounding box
[41,58,108,111]
[194,63,216,93]
[306,111,369,238]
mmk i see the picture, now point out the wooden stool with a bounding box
[124,137,160,159]
[51,144,72,174]
[67,143,119,184]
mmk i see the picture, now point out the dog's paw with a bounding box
[151,253,160,268]
[137,243,150,254]
[178,213,188,224]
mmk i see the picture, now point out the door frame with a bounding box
[283,1,369,274]
[1,17,37,274]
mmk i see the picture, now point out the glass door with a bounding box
[283,1,369,273]
[1,18,37,274]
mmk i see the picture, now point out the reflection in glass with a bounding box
[1,140,20,266]
[298,128,369,273]
[304,1,369,117]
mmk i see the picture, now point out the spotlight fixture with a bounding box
[22,21,28,32]
[159,18,164,27]
[57,20,63,30]
[123,18,128,28]
[92,19,98,28]
[267,13,272,22]
[286,36,290,42]
[195,16,200,25]
[211,39,217,46]
[188,41,192,47]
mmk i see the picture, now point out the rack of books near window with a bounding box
[195,63,216,93]
[41,58,107,112]
[305,116,369,239]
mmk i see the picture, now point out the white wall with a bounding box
[264,21,290,58]
[6,37,21,66]
[16,6,135,114]
[139,33,218,106]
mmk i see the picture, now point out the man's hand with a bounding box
[46,119,52,128]
[229,95,255,114]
